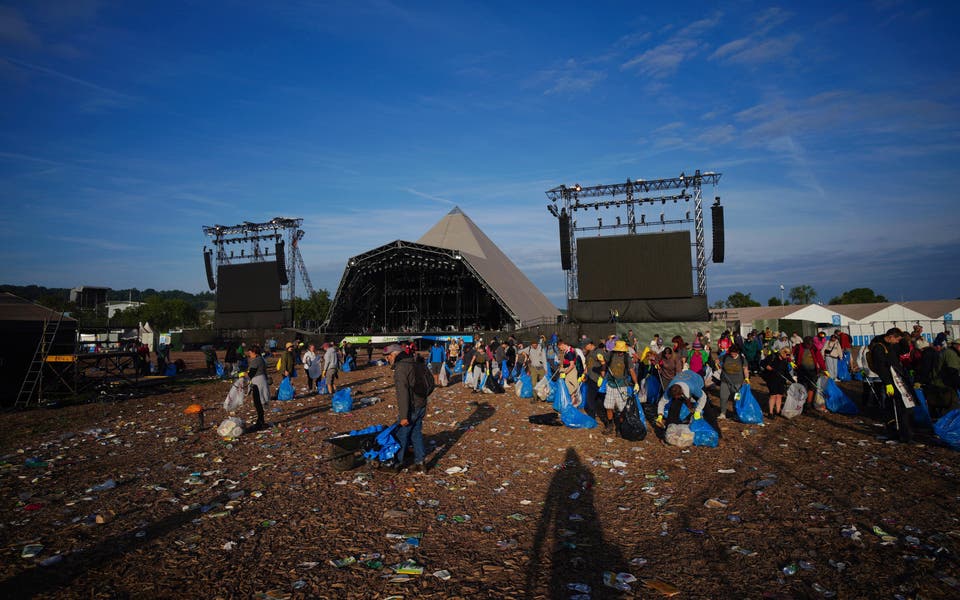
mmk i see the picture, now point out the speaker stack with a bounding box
[711,199,725,263]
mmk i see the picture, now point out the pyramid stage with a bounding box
[324,208,559,333]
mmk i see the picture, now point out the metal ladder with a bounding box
[15,311,64,408]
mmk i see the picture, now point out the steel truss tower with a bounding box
[202,217,316,316]
[546,170,722,301]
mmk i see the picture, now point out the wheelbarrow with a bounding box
[324,431,379,472]
[324,423,399,472]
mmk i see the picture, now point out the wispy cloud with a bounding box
[621,14,722,78]
[49,235,138,252]
[402,187,456,206]
[2,56,133,111]
[0,6,40,48]
[533,58,607,95]
[710,8,799,65]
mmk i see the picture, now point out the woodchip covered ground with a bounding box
[1,352,959,599]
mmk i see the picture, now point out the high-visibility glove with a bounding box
[559,372,566,379]
[237,372,246,378]
[633,383,640,395]
[790,361,797,369]
[578,374,585,383]
[744,378,750,384]
[885,384,895,397]
[655,415,665,427]
[913,382,922,389]
[597,377,604,388]
[823,371,830,378]
[693,411,702,420]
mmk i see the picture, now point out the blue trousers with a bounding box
[396,405,426,465]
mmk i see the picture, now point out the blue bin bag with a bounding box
[215,362,225,378]
[852,370,864,381]
[317,377,327,394]
[519,373,534,398]
[934,408,960,450]
[598,378,607,394]
[662,398,692,422]
[912,388,933,429]
[331,387,353,413]
[342,356,353,373]
[277,376,295,401]
[735,383,764,424]
[824,378,859,415]
[555,378,597,429]
[691,416,719,447]
[645,373,662,405]
[165,364,177,376]
[454,358,463,374]
[350,424,385,436]
[376,423,401,462]
[837,352,852,381]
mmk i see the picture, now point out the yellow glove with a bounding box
[823,371,830,378]
[744,378,750,384]
[633,383,640,395]
[655,415,664,427]
[559,372,566,379]
[597,377,604,388]
[885,384,895,397]
[913,382,922,389]
[578,375,585,383]
[693,411,702,420]
[237,371,246,378]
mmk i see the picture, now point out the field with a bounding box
[1,353,958,599]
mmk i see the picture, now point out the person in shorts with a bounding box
[602,340,639,434]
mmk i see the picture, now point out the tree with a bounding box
[788,285,817,305]
[292,290,332,326]
[767,296,785,306]
[115,296,200,330]
[828,287,888,305]
[711,299,726,309]
[725,291,761,308]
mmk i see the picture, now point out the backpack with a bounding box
[412,359,436,401]
[608,352,628,381]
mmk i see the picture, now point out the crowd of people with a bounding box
[182,324,959,459]
[423,325,960,444]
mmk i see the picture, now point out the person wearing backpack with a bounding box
[385,343,434,473]
[602,340,640,434]
[718,345,750,420]
[581,339,606,422]
[794,336,826,409]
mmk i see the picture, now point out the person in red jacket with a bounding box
[794,336,827,409]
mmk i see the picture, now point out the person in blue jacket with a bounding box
[655,370,709,428]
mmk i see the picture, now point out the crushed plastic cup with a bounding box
[21,544,43,558]
[567,583,591,593]
[782,562,798,576]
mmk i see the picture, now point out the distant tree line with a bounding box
[712,286,887,309]
[2,284,332,331]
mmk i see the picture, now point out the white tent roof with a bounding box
[417,207,559,325]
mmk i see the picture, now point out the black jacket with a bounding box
[868,337,902,386]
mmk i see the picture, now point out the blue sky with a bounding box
[1,0,958,307]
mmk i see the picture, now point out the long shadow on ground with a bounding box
[526,447,628,599]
